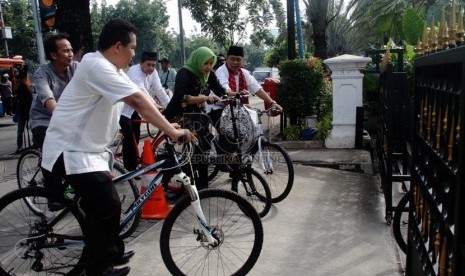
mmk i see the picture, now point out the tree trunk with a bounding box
[309,0,329,60]
[55,0,93,57]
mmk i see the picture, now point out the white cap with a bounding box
[2,73,8,77]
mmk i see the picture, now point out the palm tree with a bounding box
[301,0,344,59]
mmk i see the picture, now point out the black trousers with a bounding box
[119,112,141,171]
[31,125,48,149]
[43,155,124,275]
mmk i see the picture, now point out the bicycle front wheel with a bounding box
[0,187,85,276]
[111,162,141,239]
[17,148,43,189]
[160,189,263,276]
[393,192,410,253]
[252,141,294,203]
[232,168,272,218]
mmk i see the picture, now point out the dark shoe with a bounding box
[114,251,135,266]
[102,266,130,276]
[48,201,65,212]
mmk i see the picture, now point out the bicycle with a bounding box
[208,104,294,203]
[0,136,264,276]
[392,191,410,253]
[112,118,189,199]
[136,106,272,218]
[390,159,411,254]
[15,147,141,239]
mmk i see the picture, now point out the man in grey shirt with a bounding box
[29,33,78,148]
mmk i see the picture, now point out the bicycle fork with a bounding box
[170,172,220,247]
[258,139,273,174]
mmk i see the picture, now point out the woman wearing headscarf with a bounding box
[164,46,227,189]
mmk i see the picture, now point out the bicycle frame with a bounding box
[113,139,219,246]
[252,108,280,174]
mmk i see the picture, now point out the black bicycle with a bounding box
[0,137,263,276]
[392,191,410,253]
[15,147,140,239]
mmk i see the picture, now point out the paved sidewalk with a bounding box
[125,149,404,276]
[0,147,404,275]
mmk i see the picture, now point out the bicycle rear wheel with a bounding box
[111,162,141,239]
[393,192,410,253]
[0,187,85,276]
[160,189,263,276]
[252,140,294,203]
[231,167,272,218]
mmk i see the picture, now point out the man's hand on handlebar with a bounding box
[174,129,198,145]
[271,102,283,112]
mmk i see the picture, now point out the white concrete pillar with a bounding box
[323,54,371,148]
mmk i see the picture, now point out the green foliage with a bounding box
[1,0,38,63]
[181,0,283,48]
[363,72,380,104]
[277,58,325,125]
[108,0,171,61]
[402,8,423,45]
[264,41,288,68]
[282,124,303,141]
[315,113,332,141]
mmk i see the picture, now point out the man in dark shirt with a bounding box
[29,33,78,149]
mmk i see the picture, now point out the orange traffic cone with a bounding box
[140,140,173,219]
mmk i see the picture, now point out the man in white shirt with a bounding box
[41,19,194,276]
[211,45,283,129]
[120,51,170,171]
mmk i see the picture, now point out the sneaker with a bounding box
[114,251,135,266]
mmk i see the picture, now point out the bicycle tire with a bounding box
[0,187,86,276]
[207,164,220,181]
[17,148,43,189]
[231,167,272,218]
[111,162,142,239]
[160,188,263,276]
[146,123,159,138]
[252,141,294,203]
[393,192,410,253]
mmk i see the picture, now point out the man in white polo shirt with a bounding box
[120,51,171,171]
[41,19,194,276]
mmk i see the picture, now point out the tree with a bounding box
[108,0,174,62]
[55,0,94,55]
[181,0,283,49]
[1,0,37,62]
[344,0,465,47]
[301,0,344,60]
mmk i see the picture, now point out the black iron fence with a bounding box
[369,57,411,223]
[407,46,465,276]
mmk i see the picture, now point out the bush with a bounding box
[277,58,325,125]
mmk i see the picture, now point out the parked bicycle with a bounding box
[0,136,264,276]
[393,189,411,253]
[208,104,294,203]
